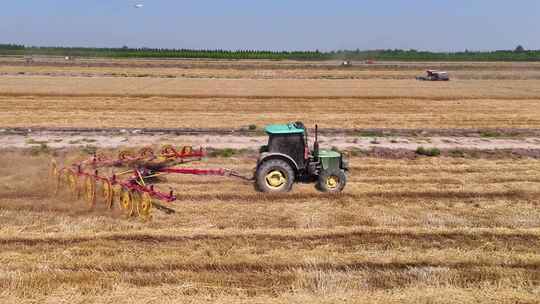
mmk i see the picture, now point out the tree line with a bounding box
[0,44,538,61]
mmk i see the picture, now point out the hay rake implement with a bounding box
[49,145,252,219]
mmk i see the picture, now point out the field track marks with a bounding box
[2,228,539,247]
[2,92,540,101]
[42,261,540,275]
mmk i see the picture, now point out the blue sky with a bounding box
[1,0,539,51]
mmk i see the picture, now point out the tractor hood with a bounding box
[317,149,341,158]
[317,149,342,171]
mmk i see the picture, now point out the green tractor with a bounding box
[255,122,349,193]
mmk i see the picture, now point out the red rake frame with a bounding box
[51,145,252,219]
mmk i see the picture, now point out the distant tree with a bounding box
[515,45,525,52]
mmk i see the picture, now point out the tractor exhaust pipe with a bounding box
[314,124,319,157]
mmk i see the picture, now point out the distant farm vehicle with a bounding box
[49,122,348,219]
[340,60,353,67]
[416,70,450,81]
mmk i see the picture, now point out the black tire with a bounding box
[255,159,295,193]
[316,169,347,193]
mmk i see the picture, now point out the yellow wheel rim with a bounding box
[67,171,80,199]
[49,160,59,179]
[265,170,286,189]
[84,176,96,207]
[136,192,153,219]
[182,146,193,155]
[95,153,107,162]
[118,150,133,161]
[326,175,339,190]
[101,179,114,209]
[54,171,64,195]
[49,160,60,195]
[120,189,135,217]
[160,145,176,159]
[139,147,155,159]
[113,185,123,208]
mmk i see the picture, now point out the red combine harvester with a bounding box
[416,70,450,81]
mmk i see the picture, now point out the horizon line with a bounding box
[1,43,536,53]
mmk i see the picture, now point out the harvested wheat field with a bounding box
[1,59,540,129]
[1,150,540,303]
[1,58,540,303]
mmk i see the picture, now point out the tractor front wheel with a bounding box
[316,169,347,193]
[255,159,295,193]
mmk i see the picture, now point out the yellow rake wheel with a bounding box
[49,160,60,194]
[54,170,64,195]
[181,146,193,155]
[112,185,123,209]
[101,179,114,209]
[136,192,153,219]
[49,160,59,180]
[66,170,80,199]
[139,147,155,159]
[120,189,135,217]
[118,150,134,161]
[95,153,108,162]
[84,176,97,208]
[160,145,177,159]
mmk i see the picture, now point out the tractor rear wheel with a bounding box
[316,169,347,193]
[255,159,294,193]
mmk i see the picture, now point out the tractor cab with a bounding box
[256,122,348,193]
[261,122,308,168]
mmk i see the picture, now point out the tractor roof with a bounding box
[265,123,305,135]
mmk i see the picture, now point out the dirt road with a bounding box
[3,130,540,153]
